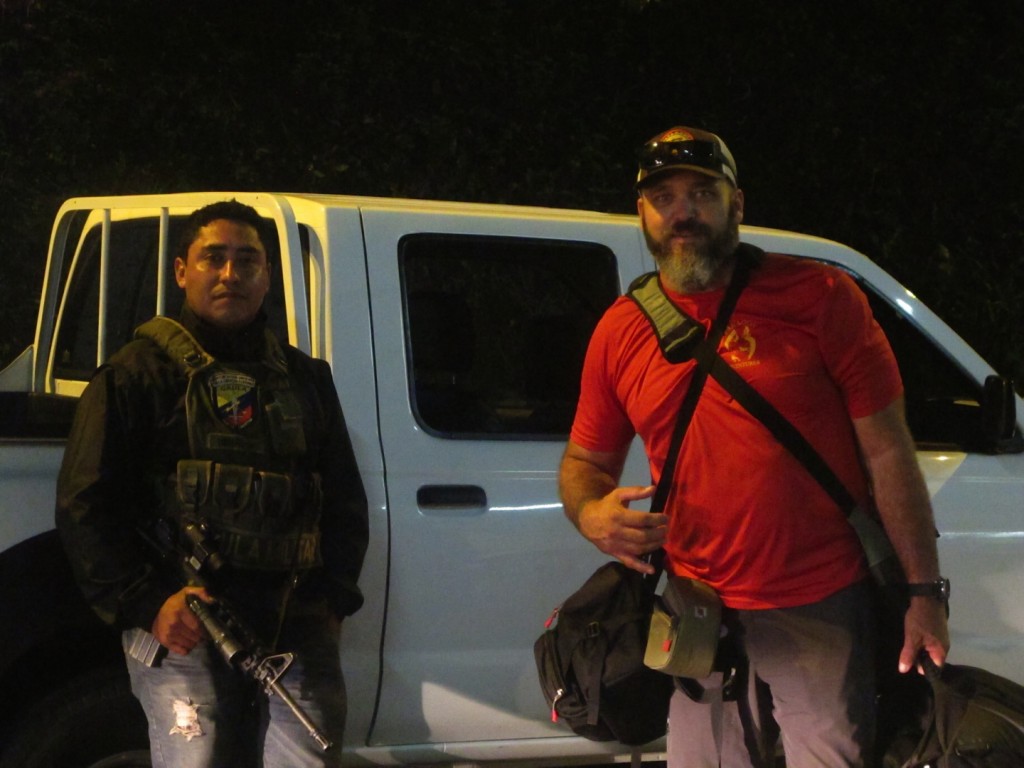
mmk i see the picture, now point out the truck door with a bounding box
[361,208,650,749]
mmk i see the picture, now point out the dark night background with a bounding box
[1,0,1021,389]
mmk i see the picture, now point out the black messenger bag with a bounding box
[534,561,672,745]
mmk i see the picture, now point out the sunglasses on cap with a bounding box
[638,139,723,174]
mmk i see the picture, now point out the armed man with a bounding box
[56,200,368,767]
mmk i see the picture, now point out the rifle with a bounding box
[185,592,332,750]
[137,518,333,751]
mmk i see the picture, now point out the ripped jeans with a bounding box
[124,614,345,768]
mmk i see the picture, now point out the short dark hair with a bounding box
[176,199,275,265]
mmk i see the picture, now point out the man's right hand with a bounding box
[577,485,667,574]
[151,586,213,655]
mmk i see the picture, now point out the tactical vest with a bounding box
[135,317,322,573]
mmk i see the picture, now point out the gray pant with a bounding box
[667,580,877,768]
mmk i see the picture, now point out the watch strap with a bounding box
[906,578,950,603]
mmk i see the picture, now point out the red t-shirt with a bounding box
[570,254,903,609]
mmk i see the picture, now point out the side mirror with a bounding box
[979,375,1023,454]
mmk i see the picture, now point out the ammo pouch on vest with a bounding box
[174,459,323,571]
[644,575,722,679]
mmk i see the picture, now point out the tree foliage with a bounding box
[1,0,1021,385]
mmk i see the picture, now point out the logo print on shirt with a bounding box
[210,371,257,428]
[722,324,758,367]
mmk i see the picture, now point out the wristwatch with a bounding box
[906,578,951,603]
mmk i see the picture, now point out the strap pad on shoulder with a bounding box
[627,273,705,363]
[135,317,214,376]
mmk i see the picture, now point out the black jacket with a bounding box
[55,307,368,632]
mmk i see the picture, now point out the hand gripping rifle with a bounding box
[142,519,333,751]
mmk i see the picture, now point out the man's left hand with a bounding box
[900,597,950,673]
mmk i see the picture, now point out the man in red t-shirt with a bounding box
[559,126,949,766]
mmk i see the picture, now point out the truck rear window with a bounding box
[52,216,288,382]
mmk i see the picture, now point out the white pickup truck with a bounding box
[0,192,1021,768]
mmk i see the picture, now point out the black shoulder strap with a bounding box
[136,316,291,376]
[638,249,755,578]
[629,247,858,518]
[629,249,907,585]
[135,316,214,377]
[643,249,757,515]
[702,351,858,513]
[694,343,905,583]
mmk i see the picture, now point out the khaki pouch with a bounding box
[644,575,722,678]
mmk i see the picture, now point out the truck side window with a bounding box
[400,234,619,439]
[53,216,289,383]
[863,286,987,450]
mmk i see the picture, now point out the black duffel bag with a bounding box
[534,561,673,746]
[884,659,1024,768]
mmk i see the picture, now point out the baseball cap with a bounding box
[636,126,738,189]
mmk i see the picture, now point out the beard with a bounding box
[643,209,742,293]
